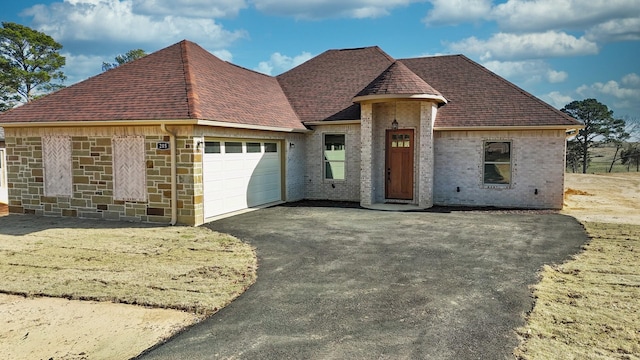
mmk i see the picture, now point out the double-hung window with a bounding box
[323,134,345,180]
[483,141,511,185]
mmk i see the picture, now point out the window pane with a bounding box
[264,143,278,153]
[325,161,345,180]
[324,134,345,180]
[204,141,220,154]
[324,134,345,151]
[225,142,242,153]
[247,142,261,153]
[485,142,510,162]
[484,164,511,184]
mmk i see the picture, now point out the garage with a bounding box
[203,140,282,219]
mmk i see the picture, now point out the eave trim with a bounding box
[353,93,447,104]
[434,125,585,131]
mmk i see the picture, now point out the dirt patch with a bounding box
[1,294,198,360]
[515,173,640,358]
[0,215,256,360]
[563,173,640,225]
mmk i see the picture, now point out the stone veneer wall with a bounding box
[4,126,197,224]
[433,129,567,209]
[305,123,361,201]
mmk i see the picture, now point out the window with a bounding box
[247,142,262,153]
[113,136,146,201]
[204,141,220,154]
[224,142,243,153]
[484,141,511,185]
[324,134,345,180]
[264,142,278,153]
[42,136,72,197]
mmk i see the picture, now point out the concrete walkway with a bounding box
[139,204,587,359]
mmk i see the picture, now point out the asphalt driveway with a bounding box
[139,203,587,359]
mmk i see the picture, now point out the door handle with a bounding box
[387,168,391,182]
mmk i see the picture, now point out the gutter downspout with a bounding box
[160,124,178,226]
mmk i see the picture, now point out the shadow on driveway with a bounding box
[140,205,588,359]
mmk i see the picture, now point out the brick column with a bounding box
[418,102,437,208]
[360,103,373,207]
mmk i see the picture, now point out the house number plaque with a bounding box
[156,142,170,150]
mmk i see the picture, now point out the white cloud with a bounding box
[251,0,418,20]
[585,17,640,42]
[25,0,246,53]
[541,91,574,109]
[61,52,108,84]
[492,0,640,33]
[622,73,640,87]
[578,80,640,100]
[482,59,567,85]
[254,51,314,75]
[212,49,233,62]
[133,0,247,18]
[422,0,492,26]
[546,69,568,84]
[576,74,640,116]
[447,31,599,61]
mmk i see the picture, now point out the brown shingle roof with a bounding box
[399,55,580,128]
[0,40,305,130]
[0,41,579,130]
[277,46,395,122]
[355,61,444,100]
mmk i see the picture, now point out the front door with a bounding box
[385,129,414,200]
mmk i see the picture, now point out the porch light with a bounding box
[391,101,399,129]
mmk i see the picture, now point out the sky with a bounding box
[3,0,640,121]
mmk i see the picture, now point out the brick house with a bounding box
[0,40,581,225]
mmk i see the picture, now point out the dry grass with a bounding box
[0,220,257,315]
[514,222,640,359]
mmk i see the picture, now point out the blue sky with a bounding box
[3,0,640,120]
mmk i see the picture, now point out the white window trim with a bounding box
[483,140,512,188]
[323,133,347,181]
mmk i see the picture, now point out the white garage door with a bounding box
[203,140,282,219]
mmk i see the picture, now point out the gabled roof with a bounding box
[354,61,446,103]
[0,41,305,130]
[0,40,579,131]
[277,46,395,122]
[399,55,579,128]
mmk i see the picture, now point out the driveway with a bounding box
[139,204,587,359]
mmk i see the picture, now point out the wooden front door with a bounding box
[385,129,414,200]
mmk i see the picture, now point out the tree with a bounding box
[621,144,640,172]
[102,49,147,71]
[606,118,630,172]
[0,22,66,109]
[566,140,584,173]
[561,99,627,174]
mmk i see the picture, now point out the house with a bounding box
[0,40,581,225]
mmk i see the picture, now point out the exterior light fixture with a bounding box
[391,102,398,129]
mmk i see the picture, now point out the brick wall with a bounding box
[371,101,421,204]
[433,129,567,209]
[305,124,361,201]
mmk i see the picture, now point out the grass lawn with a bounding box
[0,218,257,315]
[514,222,640,359]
